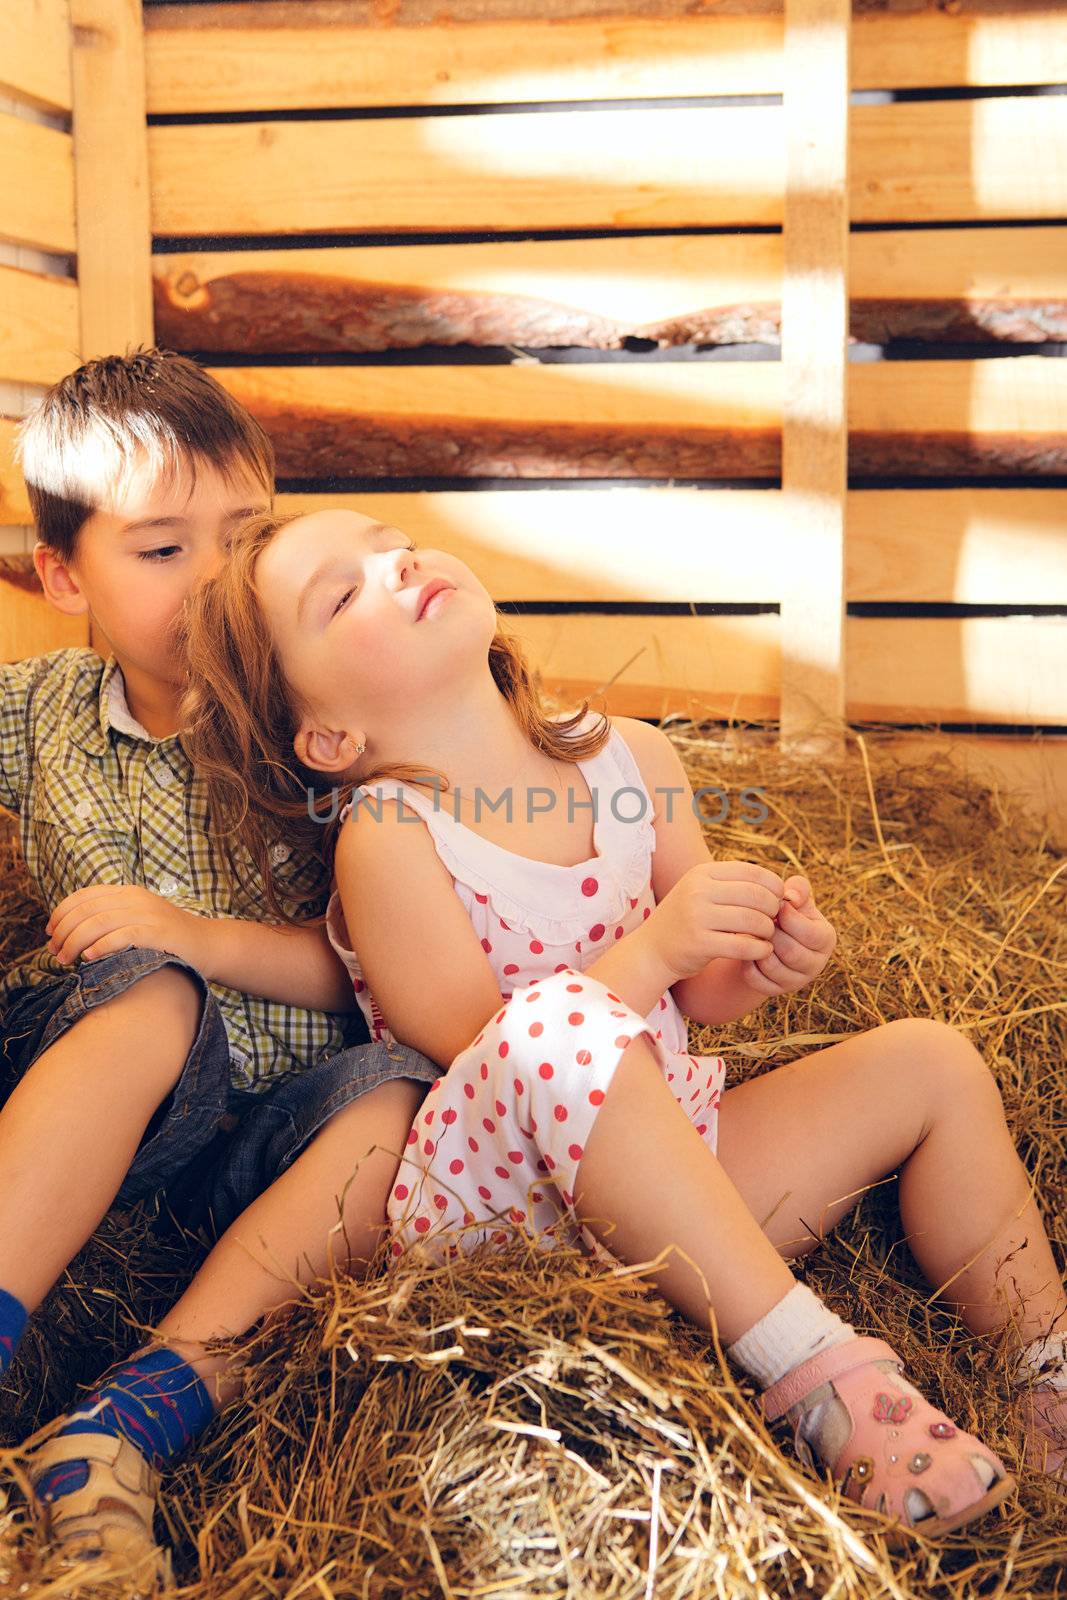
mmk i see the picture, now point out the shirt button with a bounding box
[269,842,291,866]
[74,798,92,820]
[158,874,180,896]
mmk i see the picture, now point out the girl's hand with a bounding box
[45,884,210,970]
[737,875,836,998]
[643,860,787,981]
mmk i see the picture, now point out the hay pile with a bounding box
[0,721,1063,1598]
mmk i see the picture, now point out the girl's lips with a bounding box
[417,585,455,620]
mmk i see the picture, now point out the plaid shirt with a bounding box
[0,647,360,1090]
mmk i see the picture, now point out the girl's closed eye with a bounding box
[331,540,419,616]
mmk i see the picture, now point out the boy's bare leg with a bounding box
[156,1076,425,1406]
[0,966,202,1310]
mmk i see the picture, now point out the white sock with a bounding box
[1012,1329,1067,1392]
[726,1282,856,1388]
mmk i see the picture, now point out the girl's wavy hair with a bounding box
[177,508,611,924]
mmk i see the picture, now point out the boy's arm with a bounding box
[609,718,773,1028]
[333,799,509,1068]
[0,657,42,816]
[197,915,359,1013]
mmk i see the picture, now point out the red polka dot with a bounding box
[568,1143,584,1161]
[414,1216,430,1233]
[475,892,488,904]
[525,991,541,1003]
[391,1241,403,1257]
[615,1034,632,1049]
[481,938,492,953]
[353,978,365,992]
[468,1136,480,1152]
[523,1117,538,1135]
[554,963,568,973]
[686,1065,693,1081]
[539,1062,554,1079]
[464,1082,475,1099]
[475,1032,485,1046]
[660,997,667,1010]
[532,1190,544,1203]
[423,1139,434,1155]
[696,1124,707,1136]
[536,1158,549,1173]
[503,964,520,976]
[544,1153,556,1170]
[610,1010,627,1018]
[566,983,583,993]
[495,1099,507,1117]
[394,1183,409,1200]
[498,1041,509,1058]
[554,1104,568,1122]
[442,1108,457,1124]
[434,1194,448,1211]
[429,1080,441,1093]
[606,992,621,1002]
[581,877,598,897]
[479,1062,489,1080]
[576,1049,592,1066]
[643,907,651,919]
[464,1211,475,1224]
[492,1231,508,1244]
[568,1012,584,1026]
[406,1129,418,1145]
[507,1150,523,1164]
[630,898,638,910]
[562,1190,574,1207]
[510,1208,525,1224]
[513,1077,524,1096]
[495,1165,510,1180]
[423,1110,434,1125]
[528,1021,544,1037]
[483,1118,496,1133]
[449,1158,465,1175]
[496,1009,506,1023]
[499,917,510,931]
[589,1089,605,1106]
[478,1184,493,1201]
[529,939,544,954]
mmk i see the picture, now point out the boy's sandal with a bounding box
[26,1430,164,1572]
[1016,1380,1067,1486]
[761,1335,1016,1543]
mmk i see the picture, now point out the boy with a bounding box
[0,349,440,1567]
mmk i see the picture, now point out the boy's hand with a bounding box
[737,875,836,998]
[45,885,210,970]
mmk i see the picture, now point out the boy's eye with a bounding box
[137,546,181,562]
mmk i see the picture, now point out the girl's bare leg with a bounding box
[153,1076,426,1406]
[713,1016,1067,1348]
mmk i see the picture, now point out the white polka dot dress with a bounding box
[325,713,727,1268]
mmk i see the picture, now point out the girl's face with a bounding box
[256,508,497,769]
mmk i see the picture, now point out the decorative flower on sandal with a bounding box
[873,1391,914,1424]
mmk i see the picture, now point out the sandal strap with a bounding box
[760,1336,900,1423]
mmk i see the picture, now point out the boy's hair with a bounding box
[14,347,276,562]
[178,509,610,924]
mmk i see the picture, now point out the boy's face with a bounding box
[36,453,271,687]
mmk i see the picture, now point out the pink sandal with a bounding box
[761,1336,1016,1542]
[1016,1380,1067,1486]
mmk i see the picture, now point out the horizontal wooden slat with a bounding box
[0,265,79,384]
[154,227,1067,353]
[849,615,1066,725]
[276,488,1067,607]
[518,614,1066,724]
[0,114,75,254]
[0,0,72,113]
[0,421,30,523]
[0,557,88,662]
[210,359,1067,480]
[149,99,1066,236]
[143,4,1067,110]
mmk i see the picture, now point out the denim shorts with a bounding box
[0,945,443,1241]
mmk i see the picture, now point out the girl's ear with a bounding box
[295,723,365,775]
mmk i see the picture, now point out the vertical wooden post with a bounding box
[779,0,851,756]
[70,0,153,357]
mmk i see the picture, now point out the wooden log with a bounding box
[205,359,1066,481]
[143,2,1067,111]
[0,264,80,385]
[152,228,1067,353]
[148,97,1066,235]
[0,0,72,113]
[0,113,75,254]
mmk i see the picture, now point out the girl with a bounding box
[23,508,1065,1571]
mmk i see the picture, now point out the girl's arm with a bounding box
[611,718,773,1028]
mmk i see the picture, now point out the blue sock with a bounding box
[32,1347,215,1505]
[0,1287,28,1374]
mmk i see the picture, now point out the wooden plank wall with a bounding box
[2,0,1065,832]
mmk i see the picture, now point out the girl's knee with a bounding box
[887,1017,1001,1103]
